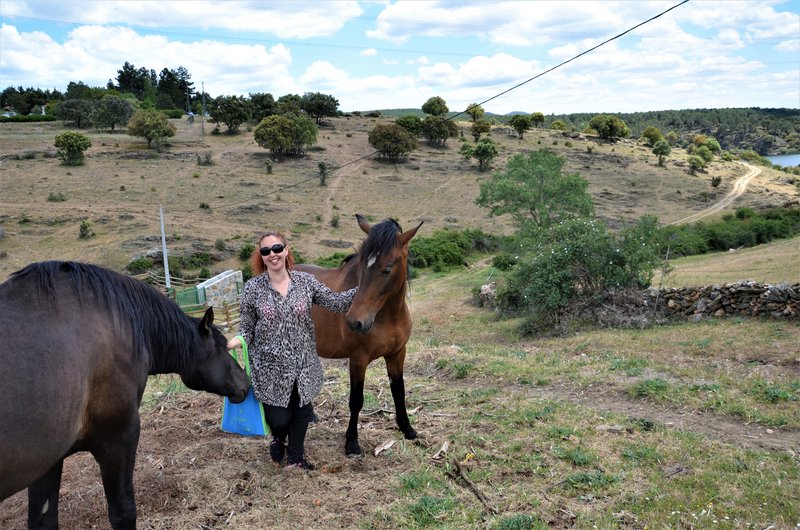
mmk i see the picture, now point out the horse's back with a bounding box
[0,272,137,499]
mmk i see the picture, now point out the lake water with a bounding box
[765,153,800,167]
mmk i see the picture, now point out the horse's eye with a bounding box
[382,267,392,275]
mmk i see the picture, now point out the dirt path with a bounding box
[669,162,761,225]
[517,380,799,453]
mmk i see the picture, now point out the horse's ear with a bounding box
[200,307,214,334]
[398,220,424,246]
[356,213,371,234]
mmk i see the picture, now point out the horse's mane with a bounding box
[356,218,412,285]
[10,261,200,372]
[359,218,402,263]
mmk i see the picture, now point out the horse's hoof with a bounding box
[345,442,363,458]
[403,428,418,440]
[346,452,364,460]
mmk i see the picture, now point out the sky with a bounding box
[0,0,798,115]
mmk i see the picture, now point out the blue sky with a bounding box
[1,0,798,114]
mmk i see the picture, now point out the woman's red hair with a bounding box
[250,231,295,276]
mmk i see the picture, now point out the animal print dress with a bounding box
[237,271,356,408]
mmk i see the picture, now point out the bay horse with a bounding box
[0,261,249,530]
[296,214,422,456]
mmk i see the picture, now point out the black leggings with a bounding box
[262,382,314,463]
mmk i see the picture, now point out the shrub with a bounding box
[54,131,91,165]
[238,242,255,261]
[214,239,227,251]
[197,152,214,166]
[368,123,417,161]
[127,110,176,149]
[47,192,66,202]
[0,114,57,123]
[314,252,351,268]
[78,220,94,239]
[126,257,153,273]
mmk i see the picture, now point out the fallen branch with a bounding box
[445,458,498,514]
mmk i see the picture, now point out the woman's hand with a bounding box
[226,336,242,350]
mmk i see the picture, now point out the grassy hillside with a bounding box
[0,114,797,282]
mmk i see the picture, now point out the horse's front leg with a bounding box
[346,358,368,457]
[91,418,140,530]
[386,348,417,440]
[27,459,64,529]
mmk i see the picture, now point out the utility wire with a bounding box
[214,0,690,212]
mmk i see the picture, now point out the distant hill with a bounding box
[364,107,799,155]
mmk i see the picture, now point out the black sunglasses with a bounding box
[259,243,285,256]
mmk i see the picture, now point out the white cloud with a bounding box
[775,39,800,52]
[361,48,377,57]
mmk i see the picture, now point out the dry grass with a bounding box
[2,116,797,281]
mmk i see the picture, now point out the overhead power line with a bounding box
[215,0,691,212]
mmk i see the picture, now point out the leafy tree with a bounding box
[695,145,714,164]
[421,115,457,147]
[254,113,317,157]
[687,155,705,174]
[497,216,660,335]
[476,149,594,230]
[300,92,339,124]
[210,95,251,132]
[250,92,276,122]
[666,130,679,145]
[652,139,671,167]
[550,120,567,131]
[254,115,294,156]
[55,99,94,128]
[588,114,630,140]
[91,95,134,132]
[641,126,663,146]
[470,120,491,142]
[465,103,484,122]
[127,110,176,148]
[704,137,722,154]
[112,61,157,98]
[64,81,104,101]
[395,115,422,136]
[276,94,302,115]
[459,136,498,171]
[54,131,91,165]
[368,123,417,162]
[509,114,532,139]
[422,96,449,117]
[530,112,545,128]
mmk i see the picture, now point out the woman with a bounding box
[227,231,356,470]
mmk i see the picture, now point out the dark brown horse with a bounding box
[296,214,422,456]
[0,261,249,530]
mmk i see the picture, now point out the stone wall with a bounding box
[643,281,799,320]
[477,281,800,321]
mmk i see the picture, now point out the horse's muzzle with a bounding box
[346,315,374,334]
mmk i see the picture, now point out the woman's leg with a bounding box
[262,403,290,462]
[285,383,314,466]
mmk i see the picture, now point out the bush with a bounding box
[54,131,91,165]
[497,218,660,334]
[0,114,57,123]
[78,220,94,239]
[238,242,255,261]
[314,252,351,268]
[47,192,66,202]
[126,257,153,273]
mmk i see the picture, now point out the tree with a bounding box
[465,103,484,122]
[209,95,251,132]
[695,145,714,164]
[250,92,276,122]
[509,114,532,139]
[254,113,317,157]
[368,123,417,162]
[476,149,594,230]
[300,92,339,124]
[588,114,630,140]
[687,155,705,174]
[641,126,663,146]
[421,115,457,147]
[276,94,302,115]
[254,115,294,156]
[550,120,567,131]
[422,96,448,117]
[54,131,91,165]
[127,110,176,148]
[91,96,134,132]
[652,140,671,167]
[395,115,422,136]
[55,99,94,128]
[459,136,498,171]
[470,120,491,142]
[530,112,545,128]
